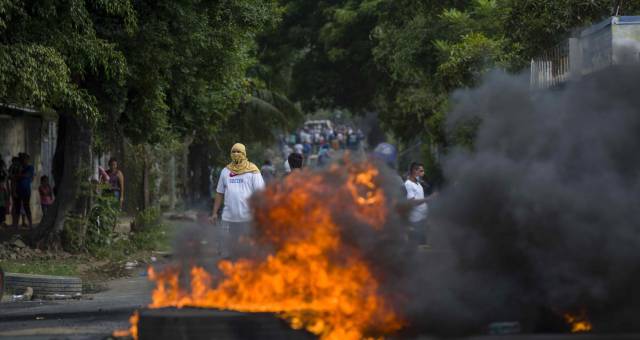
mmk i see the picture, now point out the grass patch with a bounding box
[1,222,173,280]
[1,208,174,288]
[0,257,85,277]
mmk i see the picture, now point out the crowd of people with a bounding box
[0,153,50,229]
[0,154,126,229]
[209,140,437,259]
[279,123,365,169]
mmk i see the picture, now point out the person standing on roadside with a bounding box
[7,156,20,225]
[106,158,125,209]
[404,162,437,245]
[209,143,265,258]
[38,175,54,217]
[0,159,7,227]
[260,160,276,185]
[13,153,34,228]
[287,153,304,173]
[0,178,8,228]
[0,159,7,184]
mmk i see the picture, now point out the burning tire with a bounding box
[3,272,82,298]
[137,307,315,340]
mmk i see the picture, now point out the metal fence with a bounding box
[530,41,570,89]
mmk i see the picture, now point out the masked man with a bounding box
[210,143,265,257]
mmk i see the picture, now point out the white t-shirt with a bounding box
[216,168,265,222]
[405,179,428,223]
[283,159,291,173]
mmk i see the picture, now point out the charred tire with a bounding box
[138,308,314,340]
[3,273,82,297]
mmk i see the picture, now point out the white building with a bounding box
[531,16,640,89]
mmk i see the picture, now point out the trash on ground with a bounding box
[125,261,139,270]
[11,287,33,302]
[41,293,82,300]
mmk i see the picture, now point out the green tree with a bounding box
[0,1,135,246]
[256,0,389,111]
[1,0,285,246]
[259,0,640,149]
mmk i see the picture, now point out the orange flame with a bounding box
[125,162,403,340]
[564,311,592,333]
[112,310,138,338]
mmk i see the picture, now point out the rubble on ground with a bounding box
[164,210,198,222]
[0,236,72,261]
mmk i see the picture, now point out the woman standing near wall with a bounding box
[106,158,124,209]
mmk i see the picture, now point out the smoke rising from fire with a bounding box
[412,66,640,334]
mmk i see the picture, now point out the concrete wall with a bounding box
[532,16,640,89]
[613,22,640,65]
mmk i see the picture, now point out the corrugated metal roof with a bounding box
[614,16,640,24]
[581,16,640,37]
[0,103,38,114]
[0,103,57,120]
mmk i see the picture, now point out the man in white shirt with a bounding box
[210,143,265,258]
[404,162,436,245]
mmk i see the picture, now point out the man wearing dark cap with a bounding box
[287,152,304,172]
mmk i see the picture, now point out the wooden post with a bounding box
[169,155,176,211]
[143,144,150,210]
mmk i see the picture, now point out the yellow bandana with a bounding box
[226,143,260,175]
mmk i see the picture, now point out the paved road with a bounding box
[2,270,639,340]
[0,270,152,340]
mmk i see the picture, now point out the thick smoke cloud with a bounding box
[403,66,640,334]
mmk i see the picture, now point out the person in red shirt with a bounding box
[38,175,54,217]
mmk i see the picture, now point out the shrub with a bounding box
[86,194,119,253]
[61,215,88,253]
[129,206,169,252]
[131,206,161,232]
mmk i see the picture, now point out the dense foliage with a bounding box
[257,0,640,145]
[0,0,290,244]
[3,0,639,245]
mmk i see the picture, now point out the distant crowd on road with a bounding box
[279,122,365,169]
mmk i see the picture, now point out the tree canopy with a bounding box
[0,0,292,244]
[256,0,640,145]
[3,0,639,245]
[0,0,292,146]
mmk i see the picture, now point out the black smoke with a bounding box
[398,66,640,335]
